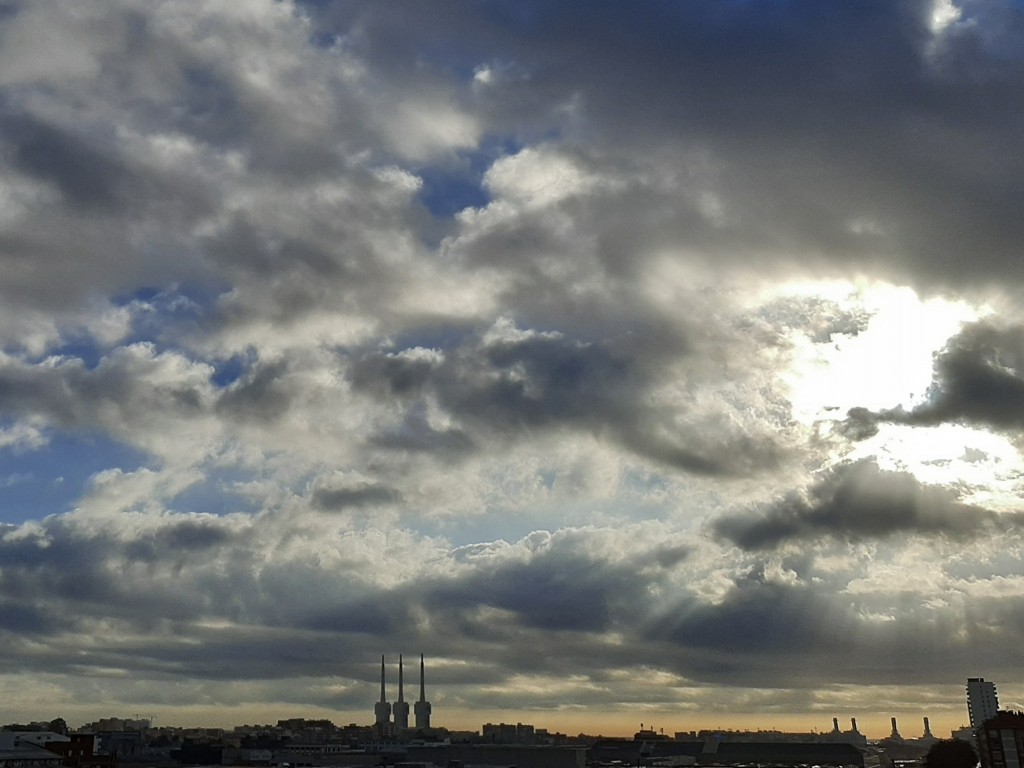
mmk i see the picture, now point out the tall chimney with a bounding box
[833,718,840,733]
[414,653,431,729]
[851,718,859,734]
[374,655,392,727]
[393,655,410,729]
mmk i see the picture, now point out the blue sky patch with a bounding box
[210,350,256,388]
[417,166,489,218]
[0,430,150,524]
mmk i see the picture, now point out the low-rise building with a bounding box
[0,744,64,768]
[977,712,1024,768]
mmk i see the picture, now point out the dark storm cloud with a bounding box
[215,359,292,422]
[317,0,1024,288]
[894,321,1024,428]
[204,216,344,279]
[368,408,475,455]
[0,514,251,627]
[1,114,130,211]
[2,503,1023,701]
[0,346,209,433]
[842,321,1024,436]
[648,564,850,656]
[0,342,298,442]
[0,512,406,662]
[712,459,1008,550]
[351,329,787,475]
[642,562,1024,690]
[0,513,663,683]
[311,483,402,511]
[426,551,631,633]
[0,601,70,635]
[123,520,234,563]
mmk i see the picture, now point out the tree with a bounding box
[925,739,978,768]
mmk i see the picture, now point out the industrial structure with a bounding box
[374,654,431,733]
[414,653,432,729]
[393,655,410,730]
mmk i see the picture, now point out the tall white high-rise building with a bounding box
[968,677,1000,729]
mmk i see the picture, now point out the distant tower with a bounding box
[851,718,860,734]
[374,655,392,728]
[890,717,902,740]
[414,653,432,729]
[832,718,840,734]
[393,655,410,730]
[968,678,1000,729]
[923,717,934,739]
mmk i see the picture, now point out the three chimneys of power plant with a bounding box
[376,654,431,730]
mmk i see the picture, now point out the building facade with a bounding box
[969,678,1001,730]
[977,712,1024,768]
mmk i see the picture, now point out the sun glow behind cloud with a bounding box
[779,281,980,420]
[770,281,1024,512]
[4,0,1024,735]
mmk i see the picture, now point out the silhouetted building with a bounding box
[0,744,63,768]
[484,723,538,745]
[887,717,905,743]
[590,738,871,768]
[407,744,584,768]
[977,712,1024,768]
[44,735,117,768]
[0,733,68,751]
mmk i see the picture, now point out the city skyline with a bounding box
[6,669,1021,741]
[2,0,1024,733]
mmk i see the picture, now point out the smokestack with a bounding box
[851,718,859,734]
[833,718,840,733]
[392,655,410,729]
[891,717,900,737]
[398,655,404,702]
[419,653,425,702]
[414,653,431,729]
[374,655,392,727]
[923,717,932,738]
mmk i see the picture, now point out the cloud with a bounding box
[893,321,1024,429]
[2,0,1024,730]
[349,319,794,477]
[314,0,1024,291]
[841,321,1024,438]
[311,483,402,511]
[711,460,1011,550]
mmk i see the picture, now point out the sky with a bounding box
[1,0,1024,739]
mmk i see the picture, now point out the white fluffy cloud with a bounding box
[1,0,1024,735]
